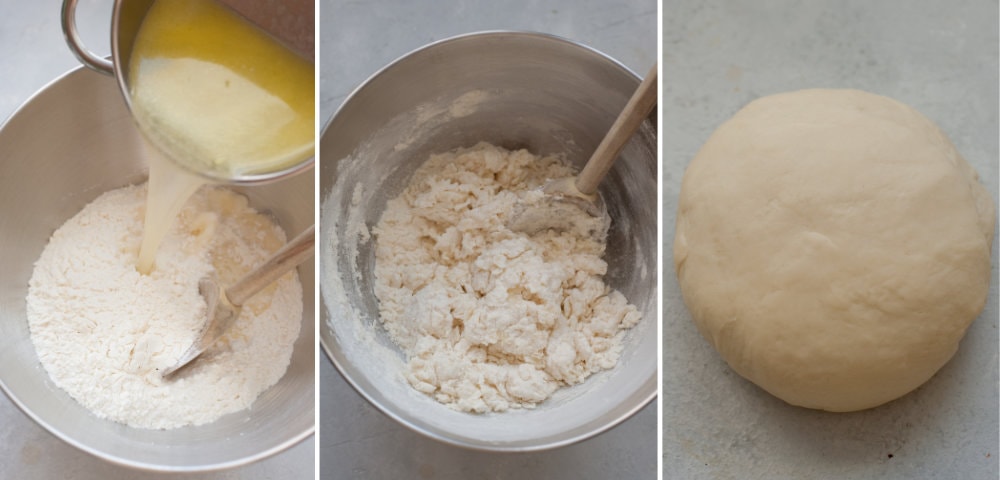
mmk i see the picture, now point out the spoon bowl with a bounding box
[162,225,316,378]
[507,64,657,234]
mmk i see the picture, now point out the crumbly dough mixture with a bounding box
[373,142,641,413]
[27,185,302,429]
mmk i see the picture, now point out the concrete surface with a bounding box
[319,0,657,479]
[0,1,314,478]
[663,1,999,479]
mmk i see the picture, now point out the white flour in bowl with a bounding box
[26,184,302,429]
[373,142,641,413]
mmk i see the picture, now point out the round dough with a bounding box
[674,89,995,412]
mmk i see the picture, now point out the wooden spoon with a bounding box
[161,225,315,378]
[508,64,657,235]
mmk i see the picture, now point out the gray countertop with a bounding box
[318,0,657,479]
[0,1,314,478]
[663,1,998,479]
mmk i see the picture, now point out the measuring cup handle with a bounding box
[61,0,114,75]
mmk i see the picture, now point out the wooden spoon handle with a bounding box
[226,224,315,306]
[576,64,658,196]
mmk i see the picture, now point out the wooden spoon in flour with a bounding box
[507,64,657,235]
[161,225,315,378]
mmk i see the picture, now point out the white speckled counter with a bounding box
[319,0,657,478]
[663,1,998,478]
[0,1,314,478]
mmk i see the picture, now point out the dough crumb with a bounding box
[374,142,641,413]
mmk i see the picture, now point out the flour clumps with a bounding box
[27,185,302,429]
[373,142,641,413]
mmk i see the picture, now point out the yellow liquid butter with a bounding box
[129,0,314,176]
[130,0,314,273]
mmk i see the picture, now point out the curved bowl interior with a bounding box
[0,66,315,472]
[319,32,657,451]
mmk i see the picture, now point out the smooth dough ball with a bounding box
[674,89,995,412]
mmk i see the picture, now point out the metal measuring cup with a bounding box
[60,0,315,185]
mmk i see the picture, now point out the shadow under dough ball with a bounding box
[673,88,995,412]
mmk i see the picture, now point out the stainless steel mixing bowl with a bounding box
[320,31,657,451]
[0,66,315,471]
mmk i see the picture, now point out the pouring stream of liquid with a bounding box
[129,0,314,274]
[136,148,205,274]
